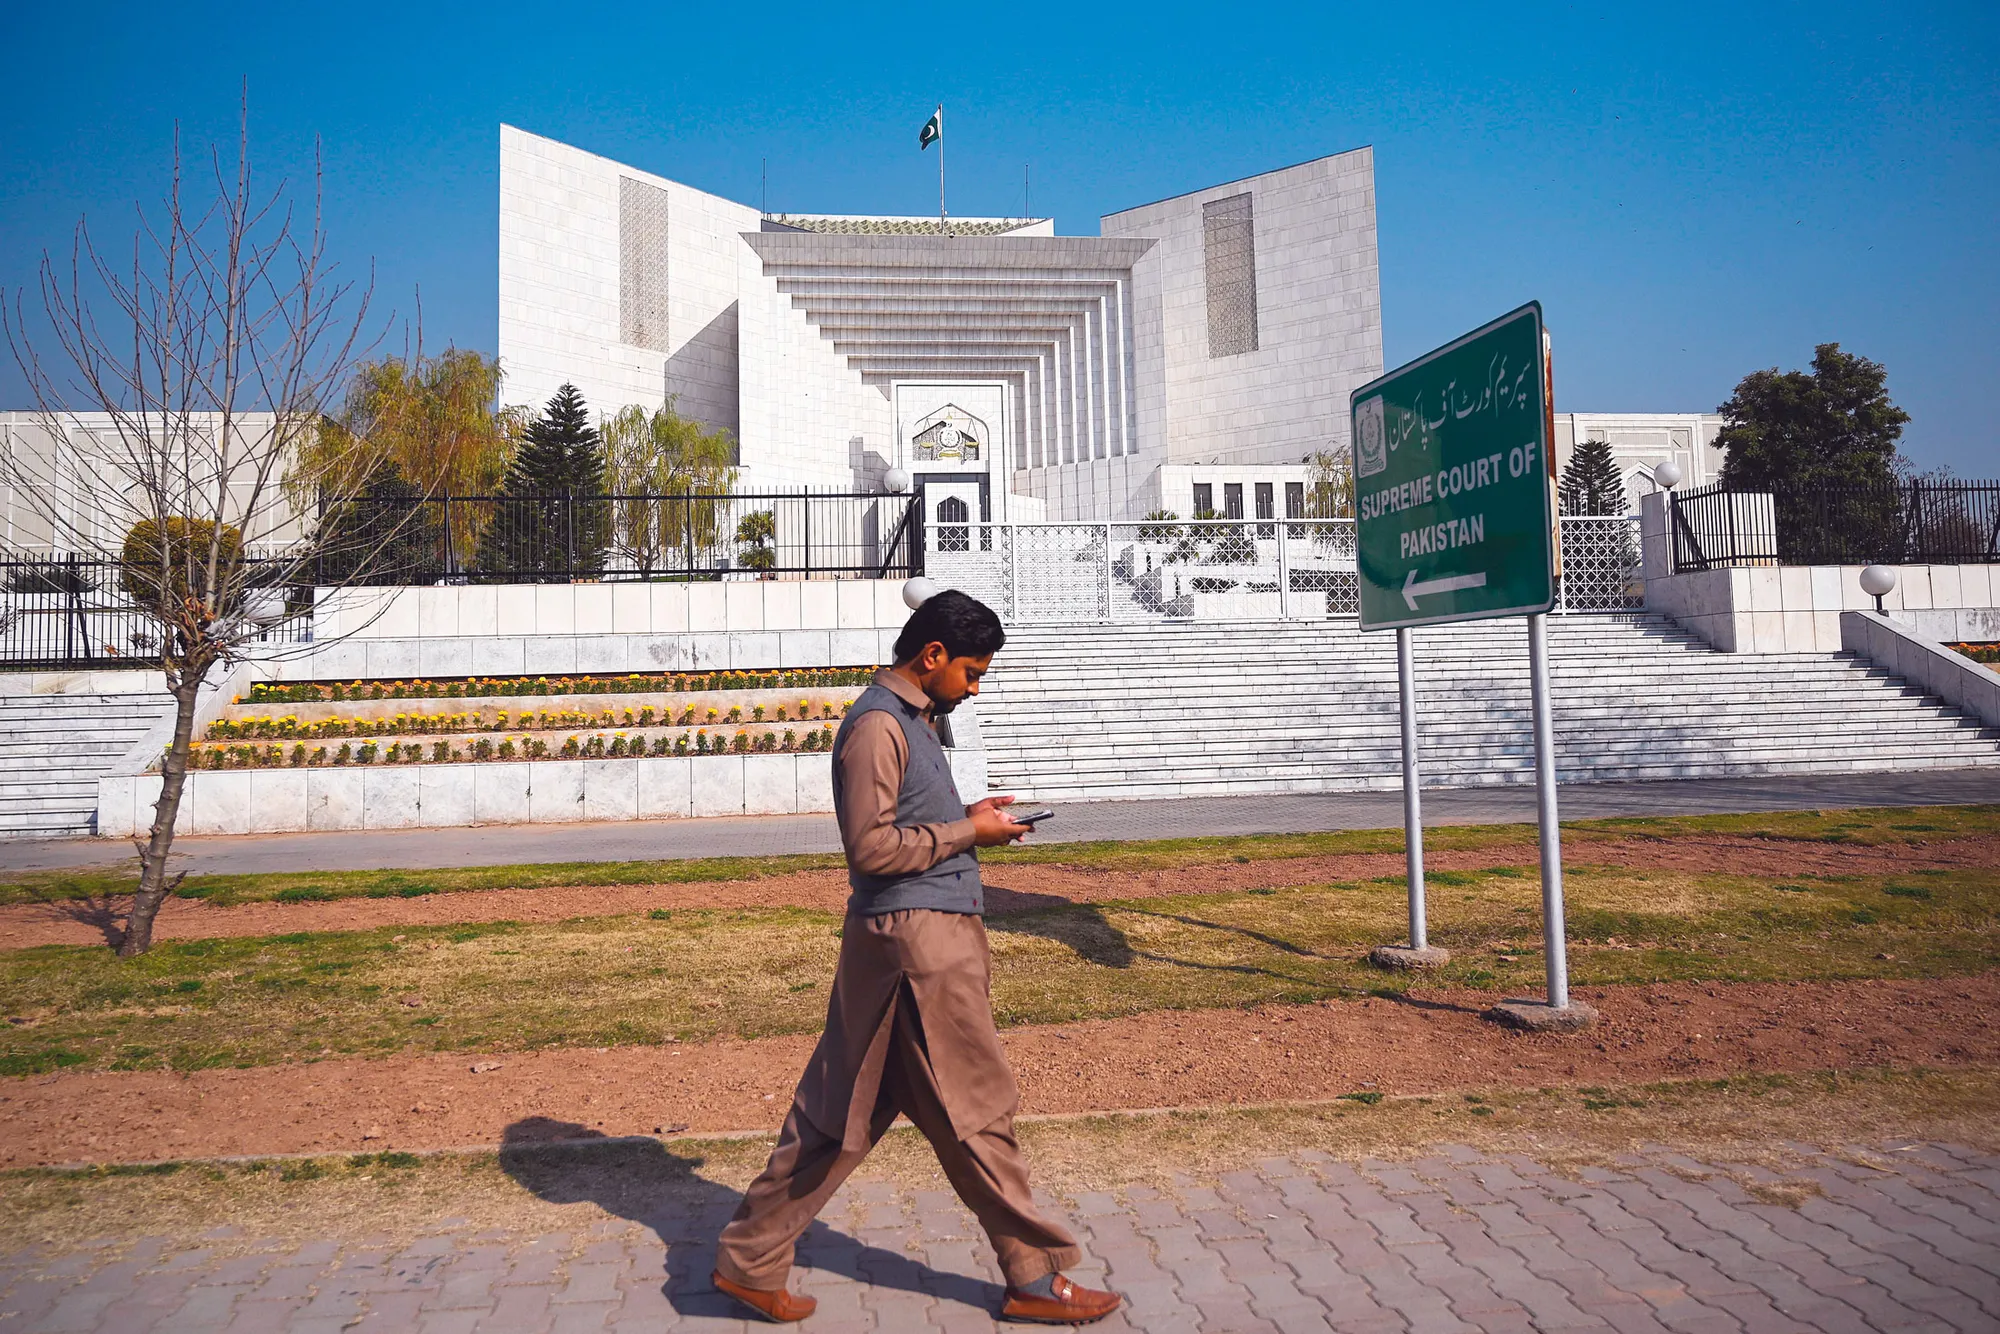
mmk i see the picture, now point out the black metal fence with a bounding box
[314,490,920,585]
[0,554,311,669]
[1671,480,2000,573]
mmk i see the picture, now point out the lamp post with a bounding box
[1859,564,1897,614]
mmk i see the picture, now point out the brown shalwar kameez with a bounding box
[714,672,1080,1292]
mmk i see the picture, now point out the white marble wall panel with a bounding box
[742,754,798,814]
[364,641,421,681]
[691,757,743,817]
[688,584,728,633]
[474,764,533,825]
[524,638,579,675]
[473,638,530,677]
[797,753,834,813]
[308,769,366,831]
[419,766,478,827]
[1102,148,1381,471]
[574,585,615,635]
[363,767,422,830]
[638,757,694,818]
[96,777,136,838]
[612,583,651,634]
[529,760,587,823]
[248,770,309,834]
[498,126,756,433]
[1647,562,2000,652]
[582,759,640,822]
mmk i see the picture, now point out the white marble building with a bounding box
[1552,413,1728,514]
[498,127,1383,523]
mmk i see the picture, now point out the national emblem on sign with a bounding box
[1355,395,1387,478]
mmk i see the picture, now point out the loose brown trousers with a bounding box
[715,909,1080,1290]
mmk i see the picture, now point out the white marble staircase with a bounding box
[0,690,174,838]
[977,614,2000,801]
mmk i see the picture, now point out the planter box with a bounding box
[97,753,839,836]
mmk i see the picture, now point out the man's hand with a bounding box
[968,794,1028,846]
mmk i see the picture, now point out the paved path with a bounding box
[4,1140,1996,1332]
[4,769,1998,877]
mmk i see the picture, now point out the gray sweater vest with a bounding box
[832,682,983,916]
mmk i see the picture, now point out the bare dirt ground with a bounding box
[5,833,1993,950]
[4,972,1995,1168]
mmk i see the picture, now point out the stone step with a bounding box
[0,691,173,835]
[1002,754,1997,801]
[975,615,2000,800]
[986,697,1967,731]
[988,731,1997,773]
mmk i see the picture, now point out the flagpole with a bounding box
[937,104,947,237]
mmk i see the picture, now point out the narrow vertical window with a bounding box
[619,177,670,352]
[1223,483,1244,520]
[1193,483,1213,517]
[1255,482,1274,521]
[1285,481,1304,519]
[1203,193,1259,358]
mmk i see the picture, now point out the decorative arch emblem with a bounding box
[911,404,986,463]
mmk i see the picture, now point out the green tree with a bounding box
[298,348,524,570]
[1715,343,1908,491]
[1559,437,1626,515]
[735,509,777,574]
[1303,450,1354,518]
[600,399,738,575]
[314,464,446,585]
[475,384,608,579]
[1715,344,1910,561]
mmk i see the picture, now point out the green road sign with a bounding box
[1351,301,1557,631]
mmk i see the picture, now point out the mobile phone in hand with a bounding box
[1013,809,1055,827]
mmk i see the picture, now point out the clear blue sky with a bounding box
[3,2,1993,474]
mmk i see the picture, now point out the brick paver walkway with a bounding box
[3,1141,1996,1332]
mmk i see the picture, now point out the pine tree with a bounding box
[475,384,609,579]
[1559,437,1626,516]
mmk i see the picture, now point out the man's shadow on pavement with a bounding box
[497,1116,1003,1318]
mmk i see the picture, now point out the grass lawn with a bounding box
[4,862,1994,1075]
[1,804,1991,908]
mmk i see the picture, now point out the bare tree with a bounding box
[3,97,390,955]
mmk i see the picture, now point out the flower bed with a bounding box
[1948,642,2000,665]
[206,696,853,741]
[184,722,840,770]
[244,667,875,705]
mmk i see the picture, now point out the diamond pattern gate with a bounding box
[923,517,1637,624]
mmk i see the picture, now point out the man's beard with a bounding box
[931,696,961,716]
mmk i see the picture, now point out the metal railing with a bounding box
[0,554,311,669]
[1671,480,2000,572]
[314,490,921,585]
[925,516,1641,624]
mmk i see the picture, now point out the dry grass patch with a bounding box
[7,866,1998,1075]
[6,804,1992,909]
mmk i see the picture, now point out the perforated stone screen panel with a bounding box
[1203,193,1259,358]
[619,177,670,352]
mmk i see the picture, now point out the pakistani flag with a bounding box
[919,106,941,151]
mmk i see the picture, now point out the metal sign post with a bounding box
[1350,301,1592,1028]
[1369,626,1447,969]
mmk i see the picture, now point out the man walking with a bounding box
[713,590,1122,1325]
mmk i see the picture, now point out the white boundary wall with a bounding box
[1842,610,2000,731]
[1639,491,2000,651]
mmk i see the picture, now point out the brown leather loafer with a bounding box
[1000,1272,1123,1324]
[713,1271,818,1323]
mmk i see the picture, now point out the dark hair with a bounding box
[893,589,1006,664]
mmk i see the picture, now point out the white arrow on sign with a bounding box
[1402,568,1487,611]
